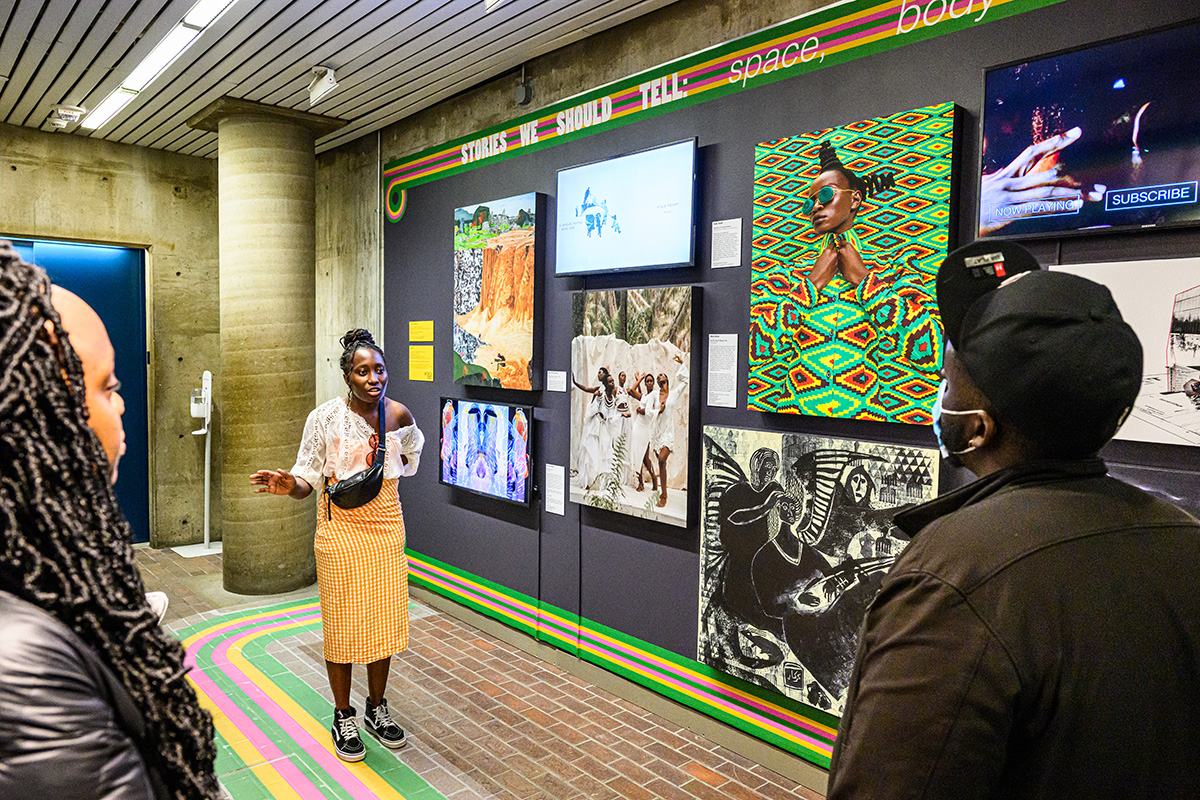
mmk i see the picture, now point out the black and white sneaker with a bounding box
[364,698,407,749]
[331,706,366,762]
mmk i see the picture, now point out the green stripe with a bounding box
[406,550,540,638]
[407,549,839,767]
[185,608,438,798]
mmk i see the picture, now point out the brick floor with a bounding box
[138,546,826,800]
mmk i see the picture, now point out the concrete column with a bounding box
[189,99,345,594]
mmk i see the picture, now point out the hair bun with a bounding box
[817,142,844,173]
[340,328,376,351]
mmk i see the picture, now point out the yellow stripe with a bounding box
[413,557,836,739]
[225,621,411,800]
[182,601,322,648]
[192,669,304,799]
[574,635,831,757]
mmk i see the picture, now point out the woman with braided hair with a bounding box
[250,329,424,762]
[778,141,943,421]
[0,242,220,799]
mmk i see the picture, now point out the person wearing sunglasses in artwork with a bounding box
[782,142,943,422]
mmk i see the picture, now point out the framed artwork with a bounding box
[439,398,532,506]
[569,286,695,527]
[698,425,938,714]
[749,102,957,424]
[453,192,542,389]
[1053,258,1200,446]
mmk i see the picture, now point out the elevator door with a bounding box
[10,239,151,543]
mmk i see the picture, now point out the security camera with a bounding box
[309,66,338,106]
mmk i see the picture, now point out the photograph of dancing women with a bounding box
[570,287,693,527]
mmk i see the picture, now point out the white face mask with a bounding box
[932,380,985,460]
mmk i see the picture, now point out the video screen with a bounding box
[439,398,532,505]
[979,21,1200,238]
[555,139,696,275]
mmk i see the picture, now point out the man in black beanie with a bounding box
[826,240,1200,800]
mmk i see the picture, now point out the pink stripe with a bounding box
[184,604,320,668]
[384,0,931,183]
[411,559,832,743]
[575,624,832,756]
[204,612,396,800]
[190,609,399,800]
[572,618,835,742]
[189,667,326,800]
[413,567,542,632]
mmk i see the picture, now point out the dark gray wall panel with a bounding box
[385,0,1200,660]
[580,521,700,657]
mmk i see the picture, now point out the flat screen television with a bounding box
[439,397,532,505]
[555,138,696,275]
[979,20,1200,239]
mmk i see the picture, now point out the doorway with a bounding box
[9,238,151,543]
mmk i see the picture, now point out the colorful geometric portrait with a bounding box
[453,192,539,390]
[699,425,939,714]
[749,103,956,424]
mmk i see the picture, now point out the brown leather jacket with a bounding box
[829,459,1200,800]
[0,590,167,799]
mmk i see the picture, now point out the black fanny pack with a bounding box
[324,395,387,519]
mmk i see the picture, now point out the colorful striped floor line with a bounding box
[180,599,447,800]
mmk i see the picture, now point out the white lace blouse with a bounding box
[290,397,425,487]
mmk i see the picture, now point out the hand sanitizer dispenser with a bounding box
[175,371,219,557]
[190,371,211,434]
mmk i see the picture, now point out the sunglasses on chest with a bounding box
[799,185,856,215]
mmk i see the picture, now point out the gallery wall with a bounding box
[381,0,1200,764]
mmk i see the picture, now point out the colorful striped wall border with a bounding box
[407,551,841,768]
[381,0,1063,198]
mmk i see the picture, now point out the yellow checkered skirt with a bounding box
[314,477,409,664]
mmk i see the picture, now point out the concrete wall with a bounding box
[0,122,220,548]
[380,0,838,162]
[316,133,382,403]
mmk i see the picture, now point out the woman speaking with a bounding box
[251,329,424,762]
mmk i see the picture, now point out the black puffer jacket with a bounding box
[0,590,167,799]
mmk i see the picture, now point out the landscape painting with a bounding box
[453,192,539,390]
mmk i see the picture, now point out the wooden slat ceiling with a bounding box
[0,0,679,157]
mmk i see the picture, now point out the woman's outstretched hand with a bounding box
[250,468,297,496]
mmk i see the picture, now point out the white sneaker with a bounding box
[145,591,169,624]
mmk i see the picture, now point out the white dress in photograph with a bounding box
[649,364,689,455]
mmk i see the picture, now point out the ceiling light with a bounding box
[485,0,505,11]
[123,24,199,91]
[184,0,236,28]
[74,0,237,132]
[80,89,137,130]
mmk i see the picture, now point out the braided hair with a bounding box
[817,141,897,199]
[339,328,385,376]
[0,243,220,799]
